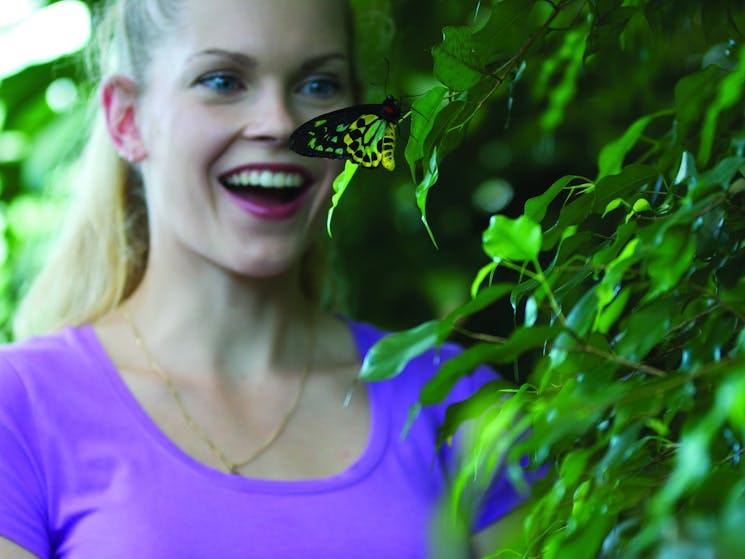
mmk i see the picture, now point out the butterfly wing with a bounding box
[289,104,383,161]
[342,113,394,169]
[289,99,401,171]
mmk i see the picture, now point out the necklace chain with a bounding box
[120,307,314,475]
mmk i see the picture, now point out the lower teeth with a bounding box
[230,186,301,205]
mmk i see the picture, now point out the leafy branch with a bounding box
[362,2,745,557]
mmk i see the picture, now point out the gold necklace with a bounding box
[120,307,314,475]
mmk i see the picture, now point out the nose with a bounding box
[241,84,296,146]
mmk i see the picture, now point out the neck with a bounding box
[121,255,318,382]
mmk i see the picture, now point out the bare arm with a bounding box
[0,536,40,559]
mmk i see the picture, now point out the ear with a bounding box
[101,76,147,163]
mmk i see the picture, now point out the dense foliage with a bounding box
[358,1,745,557]
[2,1,744,557]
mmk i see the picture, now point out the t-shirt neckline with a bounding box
[74,319,389,494]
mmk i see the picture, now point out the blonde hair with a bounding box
[13,0,392,339]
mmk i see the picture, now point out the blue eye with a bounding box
[197,72,243,94]
[298,77,340,98]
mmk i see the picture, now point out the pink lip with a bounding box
[218,163,314,221]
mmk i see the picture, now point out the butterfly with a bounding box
[288,95,403,171]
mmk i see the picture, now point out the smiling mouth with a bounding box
[219,168,310,205]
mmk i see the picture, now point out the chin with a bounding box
[225,254,300,281]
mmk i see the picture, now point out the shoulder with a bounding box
[0,326,95,373]
[0,326,101,412]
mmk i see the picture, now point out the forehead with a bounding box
[172,0,351,61]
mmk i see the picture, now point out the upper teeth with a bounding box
[224,170,305,188]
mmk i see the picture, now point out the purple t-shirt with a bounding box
[0,320,522,558]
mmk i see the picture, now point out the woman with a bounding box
[0,0,526,557]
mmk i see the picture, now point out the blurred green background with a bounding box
[0,0,740,339]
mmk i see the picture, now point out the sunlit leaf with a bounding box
[436,378,516,446]
[560,449,593,487]
[415,146,440,246]
[326,160,358,237]
[595,287,631,334]
[471,260,500,298]
[405,86,447,181]
[482,214,542,261]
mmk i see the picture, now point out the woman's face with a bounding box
[126,0,354,279]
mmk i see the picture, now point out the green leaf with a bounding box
[471,261,500,298]
[688,155,745,200]
[524,175,589,223]
[439,282,514,341]
[674,65,723,151]
[432,26,485,91]
[597,110,672,179]
[565,288,599,339]
[436,379,516,446]
[422,99,468,161]
[548,503,613,559]
[624,197,653,223]
[326,161,358,237]
[420,325,561,405]
[644,226,695,296]
[728,371,745,433]
[540,29,585,131]
[614,298,673,362]
[359,320,440,382]
[415,146,440,247]
[602,197,626,217]
[585,4,636,60]
[592,164,661,213]
[595,287,631,334]
[526,479,566,543]
[720,277,745,317]
[631,197,652,213]
[595,422,647,478]
[673,151,698,186]
[699,43,745,166]
[592,222,638,269]
[652,429,711,515]
[482,215,542,261]
[543,195,595,250]
[549,289,599,368]
[471,0,535,61]
[560,449,594,488]
[404,86,447,181]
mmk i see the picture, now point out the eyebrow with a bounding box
[187,49,347,71]
[187,49,257,67]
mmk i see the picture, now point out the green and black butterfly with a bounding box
[289,95,403,171]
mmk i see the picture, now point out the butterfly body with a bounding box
[289,95,403,171]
